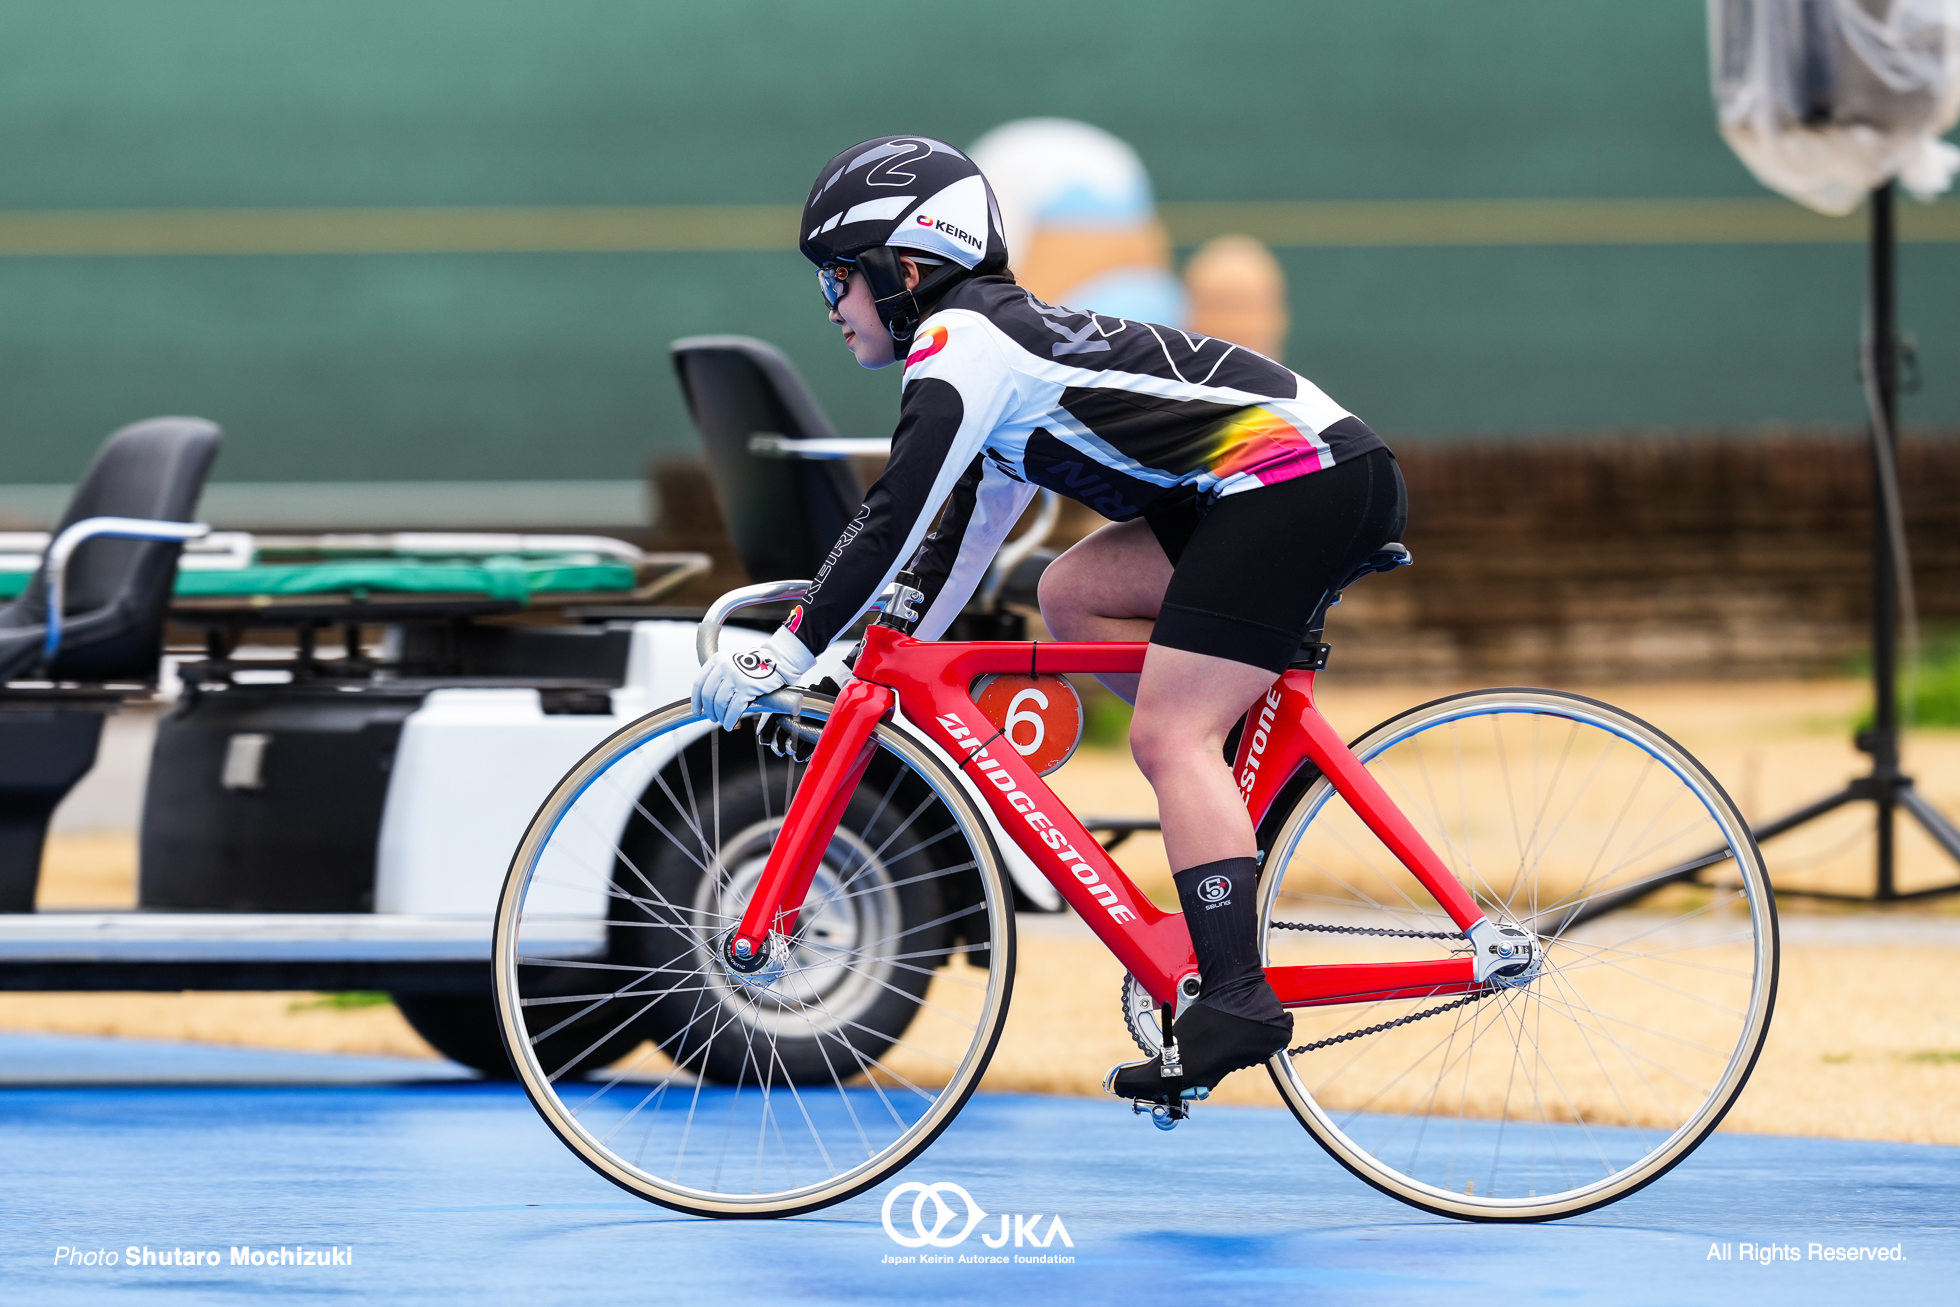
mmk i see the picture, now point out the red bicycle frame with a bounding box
[730,624,1492,1010]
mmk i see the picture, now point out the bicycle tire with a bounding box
[493,694,1016,1218]
[1258,688,1778,1221]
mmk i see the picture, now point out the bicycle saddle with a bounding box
[1337,542,1412,594]
[1292,543,1411,667]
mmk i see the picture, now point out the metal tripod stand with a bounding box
[1748,181,1960,903]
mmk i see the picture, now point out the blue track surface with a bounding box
[1,1034,1952,1305]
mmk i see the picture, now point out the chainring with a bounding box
[1120,973,1163,1056]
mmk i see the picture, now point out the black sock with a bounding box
[1173,857,1283,1024]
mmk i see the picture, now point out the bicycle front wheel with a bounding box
[493,694,1016,1217]
[1259,688,1777,1221]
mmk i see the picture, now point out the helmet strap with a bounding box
[858,246,923,344]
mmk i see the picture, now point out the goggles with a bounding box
[817,260,856,309]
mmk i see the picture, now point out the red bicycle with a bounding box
[493,571,1777,1222]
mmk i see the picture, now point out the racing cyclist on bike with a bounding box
[693,135,1407,1108]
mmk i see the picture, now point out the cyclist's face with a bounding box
[826,256,919,370]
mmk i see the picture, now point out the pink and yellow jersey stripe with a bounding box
[1202,405,1333,487]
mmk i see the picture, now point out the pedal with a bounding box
[1128,1092,1200,1129]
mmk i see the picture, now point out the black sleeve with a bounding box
[793,376,968,655]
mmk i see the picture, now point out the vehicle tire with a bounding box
[392,994,512,1077]
[393,990,653,1080]
[619,737,954,1086]
[1257,688,1778,1221]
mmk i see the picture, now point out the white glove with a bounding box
[691,627,815,731]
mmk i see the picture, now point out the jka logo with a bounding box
[881,1182,1073,1250]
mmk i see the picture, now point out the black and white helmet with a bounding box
[800,135,1009,341]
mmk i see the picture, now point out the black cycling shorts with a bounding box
[1145,447,1407,673]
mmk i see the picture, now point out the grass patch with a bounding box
[1822,1052,1854,1064]
[287,992,393,1013]
[1079,685,1133,751]
[1643,884,1714,914]
[1851,630,1960,729]
[1904,1049,1960,1065]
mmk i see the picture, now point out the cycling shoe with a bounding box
[1103,1002,1293,1103]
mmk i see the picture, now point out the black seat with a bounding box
[0,416,221,911]
[0,417,223,683]
[1340,542,1413,594]
[670,336,865,583]
[1298,542,1413,659]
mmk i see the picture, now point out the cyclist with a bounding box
[693,135,1406,1107]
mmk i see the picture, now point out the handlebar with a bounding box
[746,435,892,461]
[696,579,811,666]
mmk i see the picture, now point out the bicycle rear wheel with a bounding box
[493,693,1015,1217]
[1259,688,1777,1221]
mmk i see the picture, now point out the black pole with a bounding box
[1730,184,1960,904]
[1868,181,1900,900]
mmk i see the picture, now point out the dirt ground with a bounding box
[13,677,1960,1144]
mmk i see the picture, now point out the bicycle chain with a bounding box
[1269,917,1486,1055]
[1121,919,1482,1057]
[1271,920,1463,941]
[1287,987,1494,1056]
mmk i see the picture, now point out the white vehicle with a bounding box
[0,342,1103,1076]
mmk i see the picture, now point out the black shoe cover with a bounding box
[1104,1001,1293,1102]
[1174,858,1284,1024]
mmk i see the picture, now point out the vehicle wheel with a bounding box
[620,739,953,1086]
[393,990,653,1080]
[494,694,1016,1217]
[1258,688,1778,1221]
[392,994,513,1077]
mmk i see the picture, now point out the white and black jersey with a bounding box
[782,275,1386,658]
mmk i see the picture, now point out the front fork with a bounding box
[723,678,892,973]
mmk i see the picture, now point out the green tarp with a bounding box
[0,556,637,604]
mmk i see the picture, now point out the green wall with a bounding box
[1,0,1954,485]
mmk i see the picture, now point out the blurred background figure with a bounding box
[1183,234,1291,363]
[969,117,1289,359]
[969,117,1188,327]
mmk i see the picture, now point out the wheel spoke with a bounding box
[494,698,1012,1215]
[1262,691,1775,1218]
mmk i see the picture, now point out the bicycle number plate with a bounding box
[970,673,1084,776]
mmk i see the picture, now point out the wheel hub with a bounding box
[720,929,790,993]
[699,818,902,1033]
[1468,919,1541,988]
